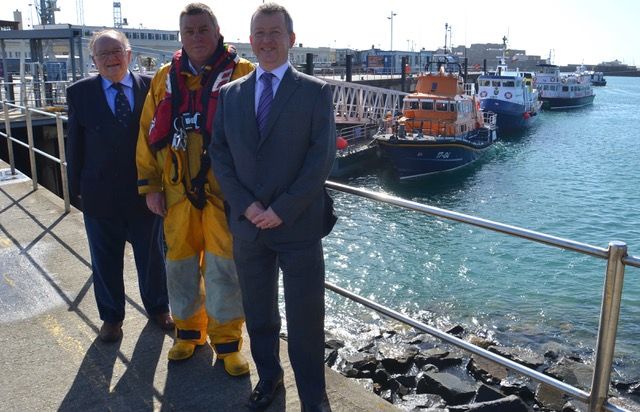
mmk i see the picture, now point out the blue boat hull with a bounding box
[480,98,539,131]
[377,132,496,179]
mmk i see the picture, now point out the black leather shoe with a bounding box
[248,376,284,409]
[99,321,123,343]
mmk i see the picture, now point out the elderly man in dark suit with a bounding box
[66,29,173,343]
[211,3,336,410]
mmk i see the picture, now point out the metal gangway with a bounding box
[324,78,408,125]
[2,99,639,411]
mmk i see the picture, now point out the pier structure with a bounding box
[325,78,408,125]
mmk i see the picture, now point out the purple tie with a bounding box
[256,72,274,138]
[112,82,132,128]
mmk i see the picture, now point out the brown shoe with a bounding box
[152,312,175,331]
[99,321,123,343]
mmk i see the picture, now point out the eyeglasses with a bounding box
[94,48,127,59]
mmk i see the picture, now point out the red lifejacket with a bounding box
[148,44,237,150]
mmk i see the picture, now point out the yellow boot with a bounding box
[168,340,199,361]
[170,309,208,361]
[218,351,250,376]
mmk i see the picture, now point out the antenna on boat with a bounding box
[444,23,448,53]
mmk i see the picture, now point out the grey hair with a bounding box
[251,2,294,34]
[89,29,130,56]
[180,2,219,31]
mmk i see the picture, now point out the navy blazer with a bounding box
[66,73,152,219]
[211,66,337,242]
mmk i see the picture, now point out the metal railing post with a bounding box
[2,101,16,175]
[25,108,38,190]
[55,113,70,212]
[588,241,627,412]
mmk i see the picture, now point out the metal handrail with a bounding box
[325,180,636,412]
[1,99,636,411]
[1,101,70,212]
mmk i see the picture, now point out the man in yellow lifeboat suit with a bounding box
[136,3,253,375]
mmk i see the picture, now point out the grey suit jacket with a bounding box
[211,65,337,242]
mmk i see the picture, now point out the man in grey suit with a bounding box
[211,3,336,410]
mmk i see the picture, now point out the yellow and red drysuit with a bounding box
[136,45,253,360]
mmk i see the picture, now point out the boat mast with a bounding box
[444,23,448,54]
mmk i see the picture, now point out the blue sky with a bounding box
[3,0,639,66]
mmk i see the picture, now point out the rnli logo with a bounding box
[212,68,234,92]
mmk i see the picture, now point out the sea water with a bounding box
[322,76,640,383]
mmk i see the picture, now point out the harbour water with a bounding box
[322,76,640,383]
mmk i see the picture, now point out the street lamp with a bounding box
[387,11,397,51]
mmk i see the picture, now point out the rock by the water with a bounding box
[500,376,534,401]
[544,357,593,391]
[467,356,508,385]
[488,346,544,369]
[475,383,506,403]
[397,393,446,410]
[416,371,477,404]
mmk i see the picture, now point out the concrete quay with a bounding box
[0,161,397,411]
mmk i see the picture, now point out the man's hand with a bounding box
[253,207,283,230]
[146,192,167,217]
[244,201,265,222]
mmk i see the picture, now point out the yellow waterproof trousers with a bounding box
[163,195,244,355]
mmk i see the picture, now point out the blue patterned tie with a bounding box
[112,82,132,128]
[256,72,274,138]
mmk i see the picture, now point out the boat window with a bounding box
[431,82,438,91]
[492,81,501,87]
[449,103,456,112]
[480,80,491,87]
[422,101,434,110]
[503,81,515,87]
[562,86,569,92]
[407,101,419,109]
[435,101,448,111]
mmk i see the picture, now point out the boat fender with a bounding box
[523,112,531,119]
[480,90,487,98]
[505,92,513,99]
[336,136,349,150]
